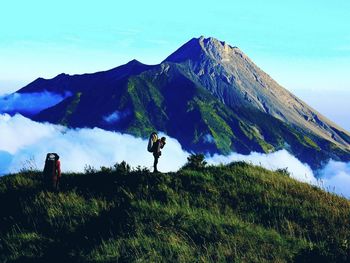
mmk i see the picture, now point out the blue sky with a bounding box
[1,0,349,129]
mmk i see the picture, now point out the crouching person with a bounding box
[43,153,61,192]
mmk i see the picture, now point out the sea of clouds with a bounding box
[0,113,349,199]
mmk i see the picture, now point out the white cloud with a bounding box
[0,114,61,154]
[0,91,72,115]
[317,160,350,198]
[0,114,349,199]
[203,134,215,144]
[206,150,317,184]
[103,110,130,124]
[0,114,187,174]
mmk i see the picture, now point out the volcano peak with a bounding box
[164,36,238,63]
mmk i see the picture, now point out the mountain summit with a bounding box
[9,36,350,168]
[164,36,236,63]
[166,37,350,149]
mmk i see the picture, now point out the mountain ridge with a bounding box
[5,36,350,169]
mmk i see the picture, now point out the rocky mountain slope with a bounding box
[165,37,350,148]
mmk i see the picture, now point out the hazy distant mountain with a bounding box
[14,36,350,168]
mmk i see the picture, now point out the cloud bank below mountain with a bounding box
[0,114,349,199]
[0,91,71,115]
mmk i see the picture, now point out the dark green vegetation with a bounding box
[1,160,349,262]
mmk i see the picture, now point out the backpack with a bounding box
[147,132,158,152]
[43,153,59,180]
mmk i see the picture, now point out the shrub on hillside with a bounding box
[182,153,207,170]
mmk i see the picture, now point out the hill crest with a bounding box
[0,161,349,262]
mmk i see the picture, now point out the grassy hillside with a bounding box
[0,160,349,262]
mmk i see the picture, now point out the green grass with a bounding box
[0,162,349,262]
[196,99,234,153]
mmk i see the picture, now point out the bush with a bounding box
[114,161,131,174]
[275,167,291,177]
[183,153,207,170]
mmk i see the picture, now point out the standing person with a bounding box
[43,153,61,192]
[153,137,166,173]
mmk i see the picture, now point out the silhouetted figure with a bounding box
[43,153,61,192]
[153,137,166,173]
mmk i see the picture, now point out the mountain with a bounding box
[1,162,349,262]
[165,37,350,147]
[12,36,350,169]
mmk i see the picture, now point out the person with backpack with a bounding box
[43,153,61,192]
[147,133,166,173]
[152,137,166,173]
